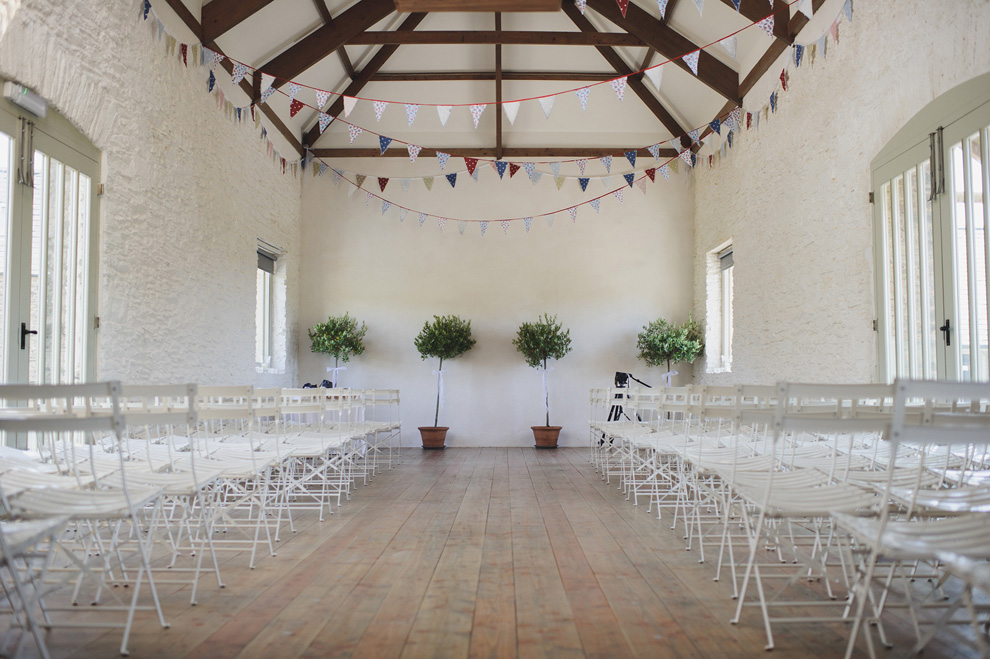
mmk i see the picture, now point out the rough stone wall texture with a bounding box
[693,0,990,385]
[0,0,301,386]
[300,160,696,447]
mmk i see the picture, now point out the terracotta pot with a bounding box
[419,426,449,449]
[532,426,562,449]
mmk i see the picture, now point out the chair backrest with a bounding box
[890,379,990,448]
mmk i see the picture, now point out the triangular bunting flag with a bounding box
[206,47,224,70]
[600,155,612,173]
[407,144,422,163]
[347,180,358,197]
[658,0,668,18]
[318,163,328,176]
[332,168,342,185]
[623,173,635,187]
[692,0,703,16]
[399,208,408,222]
[709,118,721,135]
[524,217,533,232]
[568,207,578,222]
[260,73,275,103]
[495,161,508,179]
[576,87,590,111]
[590,199,601,213]
[318,112,333,133]
[509,163,521,178]
[503,101,521,125]
[647,144,661,161]
[458,221,467,235]
[780,68,788,91]
[830,19,839,42]
[423,177,434,191]
[538,96,555,118]
[355,174,367,189]
[659,164,670,180]
[437,105,453,126]
[576,0,587,13]
[636,178,648,194]
[729,106,742,130]
[469,104,486,129]
[624,150,636,167]
[550,161,561,178]
[797,0,813,18]
[231,62,249,85]
[438,217,446,232]
[208,70,216,93]
[679,150,693,167]
[578,178,590,192]
[688,128,700,144]
[770,91,777,113]
[343,96,358,117]
[381,200,391,215]
[523,162,536,180]
[316,89,330,109]
[418,213,428,226]
[436,151,450,170]
[610,77,627,101]
[364,191,372,206]
[446,173,457,188]
[378,136,393,155]
[545,214,555,228]
[405,103,420,126]
[644,66,662,90]
[731,0,740,9]
[378,177,389,192]
[401,178,411,191]
[613,189,624,203]
[464,158,479,176]
[471,167,480,182]
[793,44,804,68]
[645,167,656,182]
[555,177,566,190]
[842,0,852,21]
[617,0,629,17]
[480,221,488,236]
[757,16,774,37]
[373,100,388,121]
[530,171,542,186]
[500,220,510,234]
[720,35,737,59]
[287,82,301,101]
[348,125,362,143]
[576,159,588,175]
[684,51,700,76]
[601,176,612,189]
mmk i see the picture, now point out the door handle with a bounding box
[20,322,37,350]
[939,318,951,347]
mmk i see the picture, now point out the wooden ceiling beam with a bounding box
[158,0,301,156]
[303,12,429,147]
[261,0,396,90]
[495,13,503,161]
[562,2,690,147]
[311,0,357,80]
[311,146,678,158]
[716,0,791,44]
[369,71,618,81]
[739,0,825,97]
[347,30,645,46]
[201,0,276,43]
[583,0,740,105]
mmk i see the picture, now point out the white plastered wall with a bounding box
[0,0,302,386]
[300,161,695,447]
[693,0,990,385]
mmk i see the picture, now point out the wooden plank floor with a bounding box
[4,448,982,658]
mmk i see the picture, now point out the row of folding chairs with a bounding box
[589,380,990,657]
[0,382,401,657]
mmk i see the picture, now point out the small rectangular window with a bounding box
[255,249,276,369]
[719,247,734,371]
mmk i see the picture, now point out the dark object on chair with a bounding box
[320,379,334,388]
[602,372,651,445]
[302,382,316,388]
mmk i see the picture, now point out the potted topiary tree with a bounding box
[513,313,572,448]
[635,315,704,386]
[308,312,367,387]
[414,314,477,448]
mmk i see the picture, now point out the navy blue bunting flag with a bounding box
[578,178,589,192]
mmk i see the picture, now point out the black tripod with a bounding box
[602,372,651,445]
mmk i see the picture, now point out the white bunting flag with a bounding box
[692,0,703,16]
[538,96,555,119]
[401,178,411,191]
[343,96,358,117]
[503,101,521,125]
[720,35,737,59]
[601,176,612,189]
[545,214,555,227]
[399,208,408,222]
[437,105,453,127]
[797,0,813,18]
[458,221,467,235]
[636,178,648,194]
[644,66,662,90]
[550,161,561,178]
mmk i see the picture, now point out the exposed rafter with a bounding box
[562,2,690,147]
[369,71,618,81]
[739,0,825,97]
[717,0,791,43]
[494,13,503,160]
[347,31,646,46]
[201,0,276,43]
[311,146,678,158]
[303,12,429,147]
[583,0,741,105]
[311,0,357,80]
[261,0,396,90]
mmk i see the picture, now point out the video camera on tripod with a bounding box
[602,371,651,445]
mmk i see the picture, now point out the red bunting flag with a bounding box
[180,43,187,67]
[289,99,304,118]
[509,163,521,178]
[746,112,752,130]
[378,177,389,192]
[464,157,479,176]
[645,168,656,182]
[617,0,629,16]
[779,68,788,91]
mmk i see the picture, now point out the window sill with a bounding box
[255,366,283,375]
[707,367,732,375]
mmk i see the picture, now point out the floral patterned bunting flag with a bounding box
[405,103,419,126]
[318,112,333,133]
[568,207,578,222]
[418,213,427,226]
[576,159,588,175]
[316,90,330,109]
[479,221,488,236]
[231,62,249,85]
[576,87,590,111]
[373,100,388,121]
[757,16,774,37]
[524,217,533,232]
[347,125,362,143]
[436,151,451,170]
[590,199,601,213]
[659,164,670,180]
[613,189,624,203]
[381,200,391,214]
[407,144,422,163]
[470,104,486,129]
[500,221,510,234]
[683,51,700,76]
[610,77,627,102]
[647,143,660,161]
[599,155,612,173]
